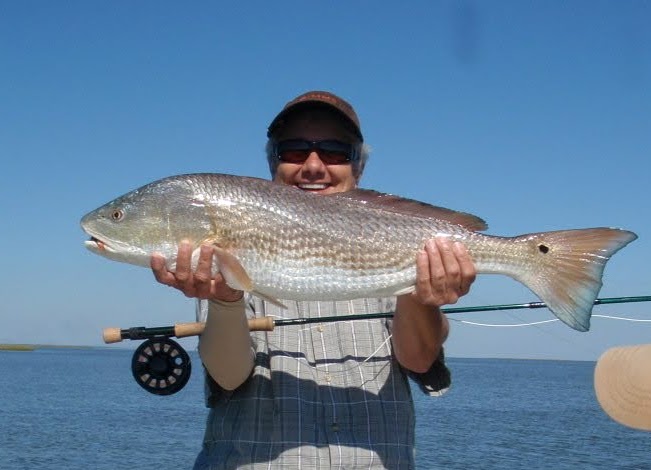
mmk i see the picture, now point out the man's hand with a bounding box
[150,240,243,302]
[412,237,476,307]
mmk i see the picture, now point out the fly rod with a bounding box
[113,294,651,396]
[103,295,651,344]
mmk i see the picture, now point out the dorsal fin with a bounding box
[331,189,488,232]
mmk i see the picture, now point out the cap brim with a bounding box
[267,101,363,141]
[594,343,651,431]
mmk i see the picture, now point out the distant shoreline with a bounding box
[0,344,93,352]
[0,344,36,351]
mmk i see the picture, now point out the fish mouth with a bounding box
[82,224,118,254]
[82,230,150,268]
[85,235,116,254]
[88,236,107,252]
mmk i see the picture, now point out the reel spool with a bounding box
[131,337,191,395]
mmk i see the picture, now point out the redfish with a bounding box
[81,173,637,331]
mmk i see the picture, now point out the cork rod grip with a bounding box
[102,327,123,344]
[101,317,276,344]
[174,317,275,336]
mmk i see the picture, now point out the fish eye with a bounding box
[110,209,124,221]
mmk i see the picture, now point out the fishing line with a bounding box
[240,312,396,381]
[262,324,394,381]
[448,318,559,328]
[447,313,651,328]
[593,314,651,322]
[446,311,651,358]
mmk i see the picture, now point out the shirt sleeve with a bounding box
[201,295,258,407]
[407,347,451,397]
[196,298,209,322]
[380,297,452,397]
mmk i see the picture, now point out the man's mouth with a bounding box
[297,183,329,191]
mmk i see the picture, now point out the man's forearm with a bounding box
[198,298,255,390]
[391,294,449,373]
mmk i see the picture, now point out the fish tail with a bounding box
[509,228,637,331]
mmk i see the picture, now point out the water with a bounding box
[415,358,650,469]
[1,349,648,469]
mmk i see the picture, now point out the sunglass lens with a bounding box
[319,151,351,165]
[276,140,354,164]
[279,149,310,163]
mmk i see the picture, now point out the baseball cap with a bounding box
[594,343,651,431]
[267,90,363,141]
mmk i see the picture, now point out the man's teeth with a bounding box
[298,184,328,190]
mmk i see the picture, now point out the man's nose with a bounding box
[302,151,327,172]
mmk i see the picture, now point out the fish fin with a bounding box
[331,189,488,232]
[510,228,637,332]
[212,246,253,292]
[210,245,287,308]
[189,246,203,272]
[252,291,288,309]
[392,286,416,296]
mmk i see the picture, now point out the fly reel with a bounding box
[131,337,191,395]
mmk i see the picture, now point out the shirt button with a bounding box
[317,324,324,332]
[325,374,331,383]
[331,423,339,432]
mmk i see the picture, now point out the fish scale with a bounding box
[81,173,637,332]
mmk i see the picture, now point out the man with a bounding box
[151,91,476,469]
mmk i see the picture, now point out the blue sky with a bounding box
[1,1,649,360]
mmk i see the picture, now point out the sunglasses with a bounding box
[273,139,359,165]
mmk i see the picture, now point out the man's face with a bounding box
[272,108,358,195]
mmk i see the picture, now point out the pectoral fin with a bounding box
[211,246,288,309]
[392,286,416,296]
[212,246,253,292]
[251,291,288,309]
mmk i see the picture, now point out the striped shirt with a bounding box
[193,296,449,470]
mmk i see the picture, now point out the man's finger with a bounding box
[193,245,215,298]
[414,249,431,298]
[433,238,460,289]
[151,253,176,286]
[175,240,194,284]
[424,239,447,292]
[453,242,476,295]
[194,245,215,284]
